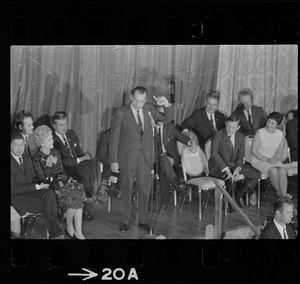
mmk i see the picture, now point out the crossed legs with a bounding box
[268,166,289,198]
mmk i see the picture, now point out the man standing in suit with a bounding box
[11,130,64,239]
[260,197,295,239]
[181,91,226,151]
[14,110,38,157]
[109,86,173,232]
[232,88,267,137]
[209,114,260,212]
[155,106,198,216]
[285,110,298,162]
[51,111,96,222]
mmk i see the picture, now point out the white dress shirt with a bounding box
[130,105,144,131]
[274,218,288,239]
[206,110,216,131]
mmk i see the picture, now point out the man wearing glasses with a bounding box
[109,86,173,233]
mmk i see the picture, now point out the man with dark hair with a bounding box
[209,114,260,212]
[260,197,295,239]
[232,88,267,137]
[14,110,37,157]
[181,90,226,150]
[10,130,64,239]
[51,111,96,222]
[109,86,173,232]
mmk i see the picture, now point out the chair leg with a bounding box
[204,191,211,208]
[199,190,202,220]
[246,193,249,207]
[174,190,177,207]
[257,180,261,208]
[108,196,111,212]
[189,186,192,202]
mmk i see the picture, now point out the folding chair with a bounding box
[179,144,226,220]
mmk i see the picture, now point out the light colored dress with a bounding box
[251,128,286,175]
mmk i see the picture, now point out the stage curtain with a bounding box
[10,45,215,156]
[217,45,298,116]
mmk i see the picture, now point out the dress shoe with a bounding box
[51,234,65,240]
[83,210,96,222]
[119,222,129,232]
[65,229,75,239]
[237,197,247,208]
[138,222,151,233]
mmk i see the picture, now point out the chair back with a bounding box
[181,145,207,178]
[244,136,253,163]
[204,139,212,161]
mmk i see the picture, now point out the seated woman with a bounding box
[251,112,292,199]
[32,125,86,239]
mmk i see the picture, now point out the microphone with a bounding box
[148,111,157,128]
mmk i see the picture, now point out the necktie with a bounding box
[210,114,216,132]
[137,110,143,135]
[24,136,31,156]
[247,110,252,128]
[283,227,288,239]
[228,135,234,150]
[63,135,74,158]
[157,127,163,156]
[19,157,24,172]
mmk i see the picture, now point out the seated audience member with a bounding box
[181,90,226,150]
[209,115,260,213]
[51,111,96,222]
[260,197,295,239]
[32,125,87,239]
[95,128,119,202]
[232,88,267,137]
[155,106,197,216]
[10,130,64,239]
[14,110,37,157]
[285,109,298,162]
[11,206,21,239]
[251,112,294,198]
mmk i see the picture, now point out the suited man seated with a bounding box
[209,114,260,213]
[260,197,295,239]
[156,106,198,217]
[181,90,226,151]
[51,111,96,222]
[10,130,64,239]
[232,88,267,137]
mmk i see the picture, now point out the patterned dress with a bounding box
[32,148,85,210]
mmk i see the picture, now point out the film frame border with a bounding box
[2,0,298,283]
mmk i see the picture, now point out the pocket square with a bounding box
[74,143,77,147]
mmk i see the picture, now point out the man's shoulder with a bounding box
[215,110,226,119]
[252,105,265,112]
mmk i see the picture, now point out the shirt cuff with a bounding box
[35,184,40,190]
[221,167,229,173]
[77,158,80,164]
[182,129,189,133]
[165,103,172,107]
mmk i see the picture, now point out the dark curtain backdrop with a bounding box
[10,45,219,157]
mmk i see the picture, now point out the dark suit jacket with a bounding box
[109,103,173,170]
[260,219,296,239]
[232,105,267,137]
[181,108,226,150]
[209,129,244,174]
[286,118,298,161]
[11,154,37,215]
[53,129,84,168]
[162,122,191,168]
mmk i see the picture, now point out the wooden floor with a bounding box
[21,177,298,240]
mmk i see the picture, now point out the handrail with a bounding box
[213,179,261,238]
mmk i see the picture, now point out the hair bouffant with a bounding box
[33,125,52,147]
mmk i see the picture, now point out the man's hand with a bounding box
[110,162,120,173]
[109,175,118,184]
[224,168,234,182]
[232,167,241,181]
[190,141,198,154]
[39,183,49,190]
[79,154,91,163]
[153,96,171,107]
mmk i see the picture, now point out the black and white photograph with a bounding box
[10,45,298,240]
